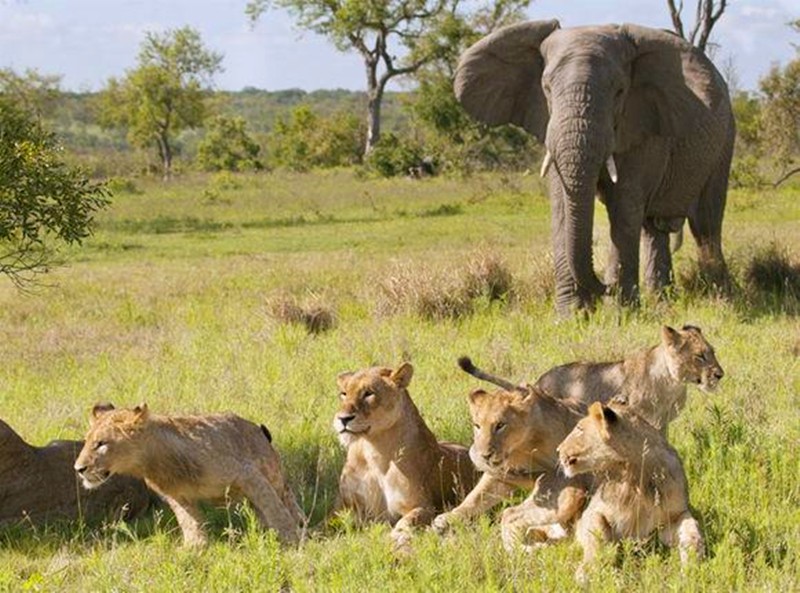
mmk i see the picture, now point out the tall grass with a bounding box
[0,170,798,591]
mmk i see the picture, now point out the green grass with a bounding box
[0,170,798,591]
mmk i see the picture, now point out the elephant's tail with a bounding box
[457,356,522,392]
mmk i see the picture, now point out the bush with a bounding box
[363,133,425,178]
[197,115,263,172]
[268,106,363,171]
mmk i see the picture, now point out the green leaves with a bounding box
[0,98,109,284]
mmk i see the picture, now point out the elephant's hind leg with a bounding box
[642,218,673,295]
[687,134,733,292]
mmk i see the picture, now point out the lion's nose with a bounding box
[714,368,724,380]
[74,464,86,475]
[338,414,356,427]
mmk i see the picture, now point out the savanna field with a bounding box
[0,170,798,591]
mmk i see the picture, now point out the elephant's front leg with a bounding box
[603,186,645,305]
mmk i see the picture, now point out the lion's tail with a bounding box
[457,356,521,392]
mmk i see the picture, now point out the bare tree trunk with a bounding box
[156,132,172,180]
[365,86,384,155]
[666,0,728,53]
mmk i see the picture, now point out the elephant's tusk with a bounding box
[606,155,618,184]
[540,151,553,178]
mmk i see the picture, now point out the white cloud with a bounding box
[0,10,55,39]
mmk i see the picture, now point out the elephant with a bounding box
[454,20,734,314]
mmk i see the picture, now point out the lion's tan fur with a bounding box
[0,419,151,527]
[333,363,478,547]
[75,404,303,547]
[435,325,722,544]
[537,325,724,431]
[559,402,704,579]
[432,385,589,544]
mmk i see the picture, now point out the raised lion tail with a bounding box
[457,356,520,392]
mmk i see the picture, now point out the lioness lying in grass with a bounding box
[333,363,478,549]
[559,402,704,581]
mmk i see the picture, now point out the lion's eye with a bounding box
[494,422,506,434]
[338,391,347,400]
[363,391,375,400]
[695,353,707,362]
[94,440,106,450]
[473,423,480,430]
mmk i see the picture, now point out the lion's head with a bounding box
[333,363,413,446]
[661,325,724,393]
[74,403,150,489]
[467,385,555,479]
[558,402,626,478]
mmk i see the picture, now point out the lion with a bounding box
[431,383,589,548]
[0,418,151,527]
[74,403,304,547]
[333,362,478,549]
[434,326,722,545]
[559,402,704,581]
[537,325,724,432]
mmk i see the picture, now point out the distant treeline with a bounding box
[50,88,408,154]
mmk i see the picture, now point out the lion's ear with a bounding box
[661,325,683,348]
[518,384,539,402]
[588,402,616,440]
[336,372,353,393]
[91,403,115,422]
[132,403,149,422]
[468,388,488,405]
[390,363,414,389]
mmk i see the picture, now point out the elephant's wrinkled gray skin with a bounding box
[455,20,734,314]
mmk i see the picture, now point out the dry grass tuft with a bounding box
[377,251,517,321]
[267,293,336,334]
[462,250,514,301]
[377,264,472,320]
[744,242,800,299]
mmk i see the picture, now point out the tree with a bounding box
[246,0,530,156]
[0,68,62,120]
[404,2,534,172]
[666,0,728,54]
[98,27,223,178]
[197,115,264,172]
[760,20,800,186]
[0,98,109,286]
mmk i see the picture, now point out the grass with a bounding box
[0,169,798,591]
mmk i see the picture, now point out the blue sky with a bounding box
[0,0,796,93]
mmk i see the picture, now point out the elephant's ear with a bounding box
[616,24,725,153]
[454,19,559,143]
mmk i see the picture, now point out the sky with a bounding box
[0,0,796,93]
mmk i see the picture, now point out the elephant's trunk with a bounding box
[548,93,610,300]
